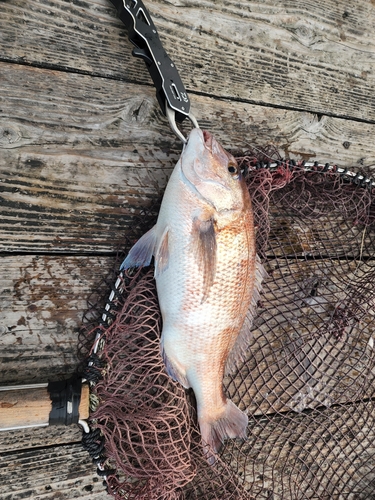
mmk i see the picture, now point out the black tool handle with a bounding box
[109,0,191,123]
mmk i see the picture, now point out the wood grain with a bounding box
[0,425,82,453]
[0,255,114,385]
[1,0,375,122]
[1,62,374,253]
[0,443,109,499]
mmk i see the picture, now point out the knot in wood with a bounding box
[0,124,21,147]
[120,97,153,127]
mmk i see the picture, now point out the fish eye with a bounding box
[228,163,239,176]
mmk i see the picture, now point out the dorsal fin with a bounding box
[225,254,267,374]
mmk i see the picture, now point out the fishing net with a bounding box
[79,147,375,499]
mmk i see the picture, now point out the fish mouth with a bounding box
[203,130,213,149]
[184,129,212,150]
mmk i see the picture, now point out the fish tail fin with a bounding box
[199,399,248,465]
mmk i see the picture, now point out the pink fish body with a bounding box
[122,128,265,463]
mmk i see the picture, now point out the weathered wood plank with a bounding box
[1,0,375,122]
[0,443,109,498]
[0,255,114,385]
[1,63,374,253]
[0,425,83,453]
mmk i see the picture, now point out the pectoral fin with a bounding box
[120,225,157,270]
[154,227,170,278]
[194,218,217,302]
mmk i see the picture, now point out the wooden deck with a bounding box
[1,0,375,497]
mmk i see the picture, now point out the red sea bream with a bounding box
[121,128,265,464]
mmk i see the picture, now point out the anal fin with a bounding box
[161,342,189,389]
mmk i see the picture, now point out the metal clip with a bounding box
[109,0,199,142]
[166,103,199,143]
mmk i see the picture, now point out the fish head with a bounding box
[180,128,248,214]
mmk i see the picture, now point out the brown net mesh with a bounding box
[81,150,375,499]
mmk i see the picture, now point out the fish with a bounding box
[121,128,265,464]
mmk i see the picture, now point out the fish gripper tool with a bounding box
[108,0,199,143]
